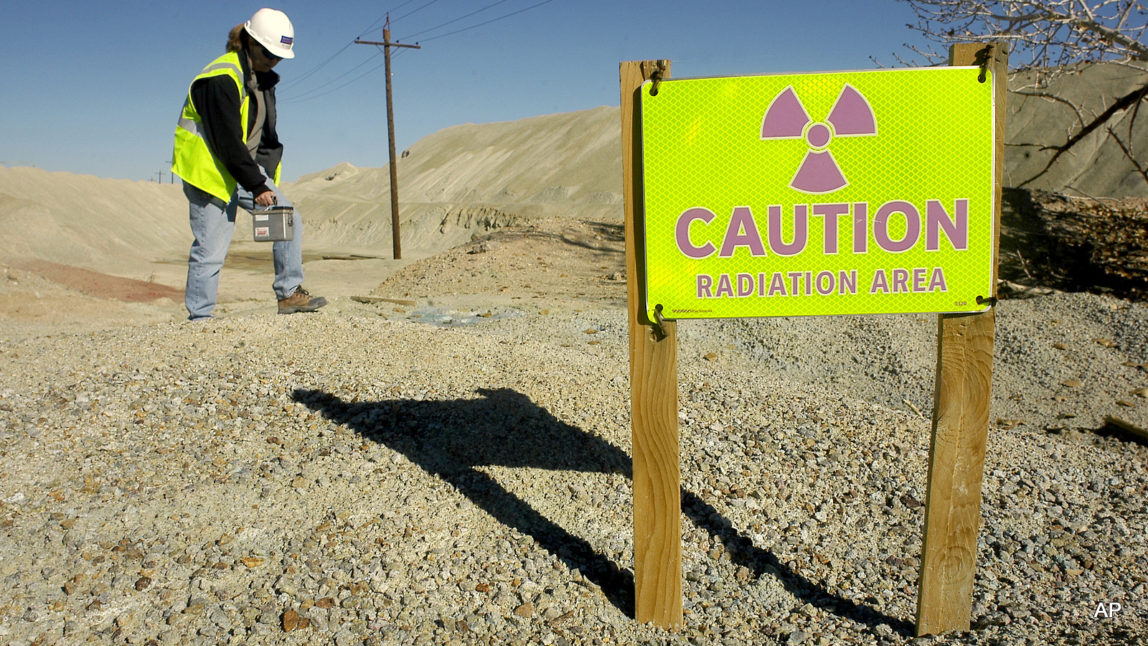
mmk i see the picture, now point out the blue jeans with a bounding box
[183,171,305,320]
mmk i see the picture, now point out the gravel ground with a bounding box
[1,290,1146,645]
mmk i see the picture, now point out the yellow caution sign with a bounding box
[640,67,996,320]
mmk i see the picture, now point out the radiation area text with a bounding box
[676,199,968,300]
[696,266,947,299]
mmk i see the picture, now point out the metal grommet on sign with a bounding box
[651,304,667,340]
[649,60,666,96]
[975,44,993,83]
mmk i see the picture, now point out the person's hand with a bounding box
[254,190,277,208]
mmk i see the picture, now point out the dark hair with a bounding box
[226,24,247,53]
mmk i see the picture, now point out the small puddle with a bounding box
[405,306,521,327]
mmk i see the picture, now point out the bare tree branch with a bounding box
[1109,127,1148,184]
[1011,89,1088,129]
[897,0,1148,190]
[1112,89,1147,184]
[898,0,1148,69]
[1019,83,1148,186]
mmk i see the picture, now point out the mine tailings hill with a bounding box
[0,63,1143,276]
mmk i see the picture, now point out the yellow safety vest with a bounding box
[171,52,252,202]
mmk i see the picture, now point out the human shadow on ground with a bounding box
[291,387,913,635]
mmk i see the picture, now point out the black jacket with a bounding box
[189,48,284,196]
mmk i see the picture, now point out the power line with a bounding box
[282,1,422,91]
[279,39,357,89]
[281,3,423,104]
[394,0,443,23]
[410,0,558,43]
[281,56,390,105]
[282,0,560,104]
[400,0,514,41]
[358,0,421,37]
[281,51,386,104]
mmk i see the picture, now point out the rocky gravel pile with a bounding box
[1,291,1145,645]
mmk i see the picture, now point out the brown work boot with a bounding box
[278,287,327,314]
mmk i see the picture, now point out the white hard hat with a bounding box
[244,8,295,59]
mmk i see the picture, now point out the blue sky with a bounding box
[0,1,936,183]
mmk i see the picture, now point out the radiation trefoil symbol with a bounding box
[761,84,877,194]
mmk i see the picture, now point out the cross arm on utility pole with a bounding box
[354,14,420,260]
[352,38,421,49]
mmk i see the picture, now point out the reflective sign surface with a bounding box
[640,67,996,320]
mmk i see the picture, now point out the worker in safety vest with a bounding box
[172,7,326,319]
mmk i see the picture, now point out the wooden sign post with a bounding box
[620,59,682,629]
[621,43,1006,636]
[915,41,1008,636]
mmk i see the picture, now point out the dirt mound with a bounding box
[373,218,627,306]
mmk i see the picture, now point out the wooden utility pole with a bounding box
[355,14,420,260]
